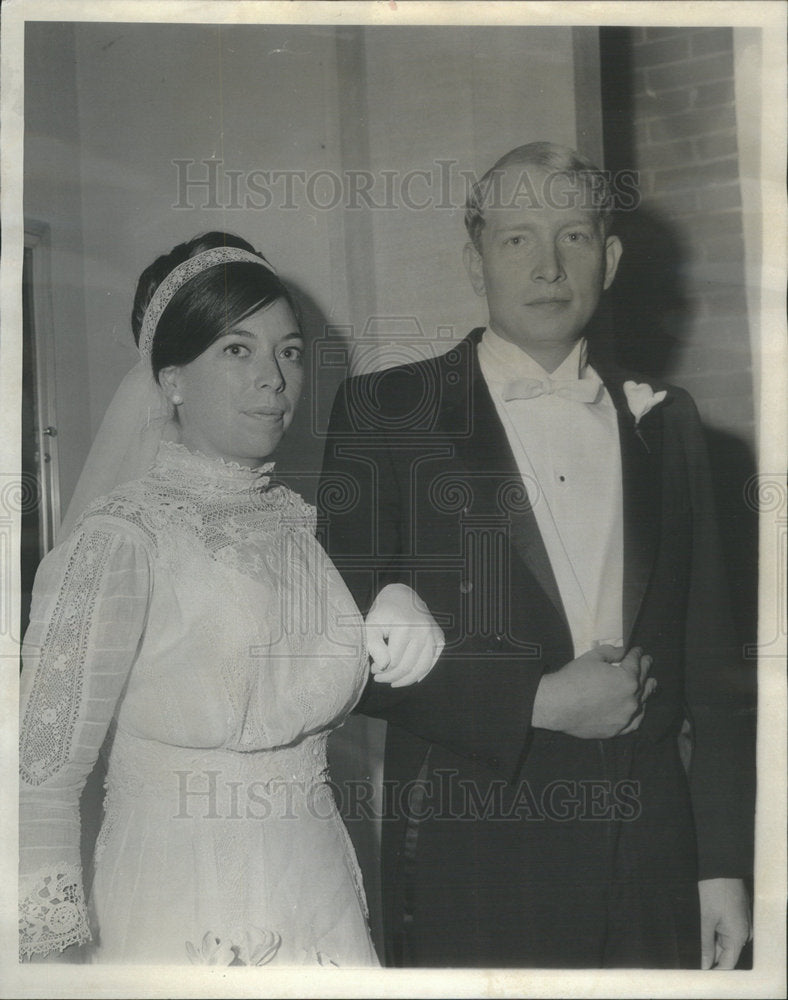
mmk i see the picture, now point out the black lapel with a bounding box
[437,331,568,628]
[599,368,665,643]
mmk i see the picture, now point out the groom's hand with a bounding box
[532,645,657,738]
[699,877,752,969]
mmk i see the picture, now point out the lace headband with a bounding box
[138,246,277,362]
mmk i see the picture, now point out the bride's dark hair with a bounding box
[132,231,297,380]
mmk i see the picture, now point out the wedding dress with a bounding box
[19,440,378,966]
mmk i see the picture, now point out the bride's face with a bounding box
[161,298,304,466]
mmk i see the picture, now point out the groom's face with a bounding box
[465,164,622,359]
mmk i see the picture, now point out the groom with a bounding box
[319,142,754,968]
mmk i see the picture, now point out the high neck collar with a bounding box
[154,439,275,491]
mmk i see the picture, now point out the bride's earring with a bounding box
[159,367,183,409]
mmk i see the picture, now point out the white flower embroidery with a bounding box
[185,931,235,966]
[185,927,281,966]
[237,926,281,966]
[28,760,47,780]
[623,380,667,426]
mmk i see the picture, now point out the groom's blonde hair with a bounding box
[464,141,614,252]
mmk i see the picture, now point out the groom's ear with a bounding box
[603,234,623,290]
[464,242,487,298]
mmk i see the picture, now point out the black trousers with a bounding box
[381,730,701,968]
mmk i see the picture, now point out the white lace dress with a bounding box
[19,441,377,966]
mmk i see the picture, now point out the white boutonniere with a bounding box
[623,381,668,426]
[622,381,667,453]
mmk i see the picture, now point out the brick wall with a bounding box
[601,26,754,443]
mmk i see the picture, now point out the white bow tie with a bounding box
[501,372,603,404]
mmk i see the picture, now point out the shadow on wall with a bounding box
[605,204,694,378]
[599,21,758,674]
[590,202,758,660]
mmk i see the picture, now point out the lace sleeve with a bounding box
[19,518,151,959]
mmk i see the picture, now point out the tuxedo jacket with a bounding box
[319,328,755,967]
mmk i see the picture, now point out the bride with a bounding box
[19,232,443,966]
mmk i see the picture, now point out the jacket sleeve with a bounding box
[319,375,545,779]
[318,376,407,616]
[676,392,756,881]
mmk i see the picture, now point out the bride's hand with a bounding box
[364,584,445,687]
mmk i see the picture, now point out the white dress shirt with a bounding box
[477,328,624,658]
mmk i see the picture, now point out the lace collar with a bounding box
[153,440,275,492]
